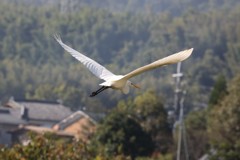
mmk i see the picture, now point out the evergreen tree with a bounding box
[92,110,154,159]
[208,75,240,159]
[209,75,227,106]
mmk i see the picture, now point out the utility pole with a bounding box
[172,62,189,160]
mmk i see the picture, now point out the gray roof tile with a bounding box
[0,107,26,125]
[6,99,73,121]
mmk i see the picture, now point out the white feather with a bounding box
[54,34,115,81]
[122,48,193,80]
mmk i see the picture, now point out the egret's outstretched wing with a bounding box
[54,35,116,80]
[123,48,193,80]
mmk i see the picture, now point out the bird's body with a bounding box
[100,76,131,94]
[100,75,124,87]
[54,35,193,97]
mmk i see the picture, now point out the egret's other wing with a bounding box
[123,48,193,80]
[54,35,116,80]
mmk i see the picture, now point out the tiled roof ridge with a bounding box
[56,111,97,130]
[6,97,63,107]
[14,99,61,105]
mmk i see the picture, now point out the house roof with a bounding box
[5,98,72,122]
[0,107,26,125]
[55,111,97,130]
[53,111,97,141]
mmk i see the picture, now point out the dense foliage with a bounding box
[118,90,173,153]
[207,75,240,159]
[0,1,240,111]
[0,133,94,160]
[92,111,154,159]
[5,0,240,15]
[185,74,240,159]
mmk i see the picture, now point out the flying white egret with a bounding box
[54,35,193,97]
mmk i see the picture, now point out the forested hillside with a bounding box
[0,1,240,111]
[5,0,240,15]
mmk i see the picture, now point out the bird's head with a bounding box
[128,81,141,89]
[122,81,141,94]
[131,83,141,89]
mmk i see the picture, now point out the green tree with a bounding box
[0,133,94,160]
[209,74,227,106]
[92,110,154,159]
[132,90,172,153]
[185,110,209,159]
[30,84,57,100]
[207,74,240,159]
[117,90,173,154]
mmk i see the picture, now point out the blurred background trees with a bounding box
[0,0,240,110]
[207,75,240,159]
